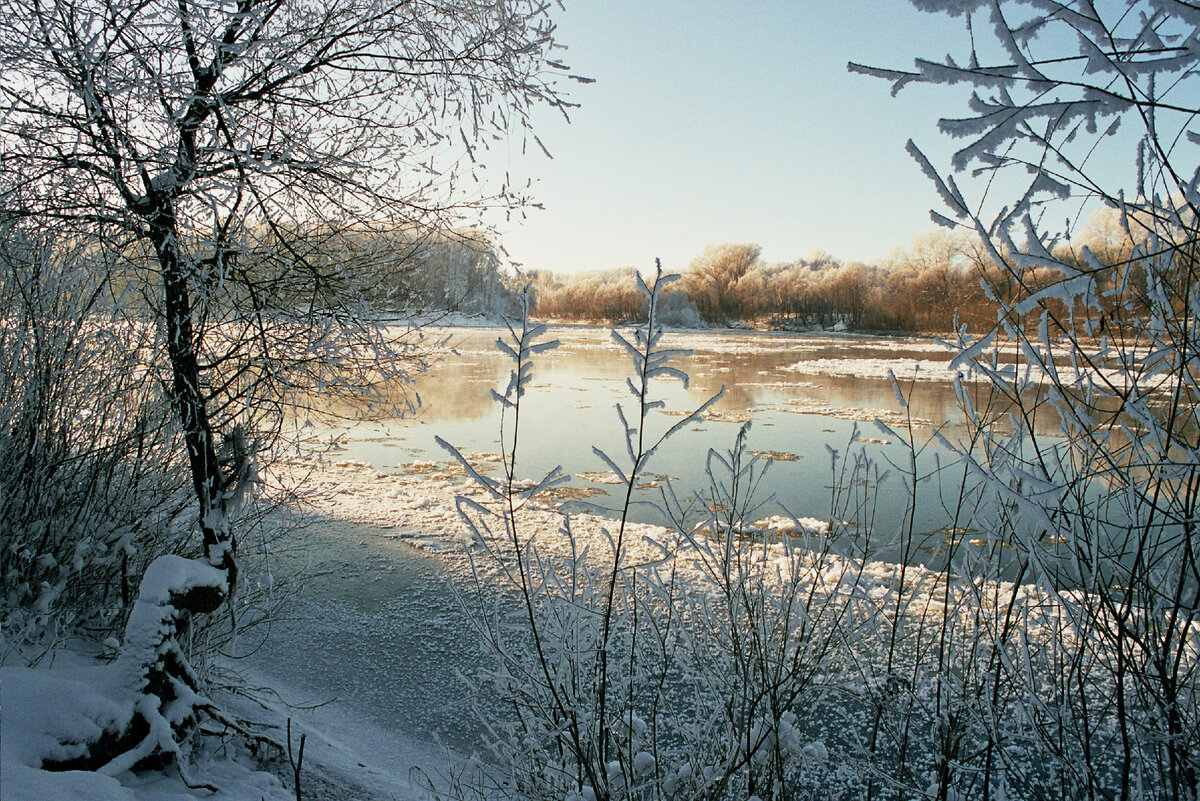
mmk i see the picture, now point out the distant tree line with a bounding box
[90,209,1158,335]
[522,208,1155,334]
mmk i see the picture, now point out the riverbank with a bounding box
[5,316,1165,799]
[5,445,1157,800]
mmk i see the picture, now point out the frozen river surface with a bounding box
[242,324,1028,795]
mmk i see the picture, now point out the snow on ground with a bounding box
[5,328,1164,801]
[1,648,293,801]
[0,449,1061,801]
[2,453,539,801]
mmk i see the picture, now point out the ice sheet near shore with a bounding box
[265,451,1095,637]
[269,456,1047,656]
[270,456,831,567]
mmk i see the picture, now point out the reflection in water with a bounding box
[302,325,1078,550]
[405,326,985,426]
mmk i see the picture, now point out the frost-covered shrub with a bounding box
[441,269,854,801]
[857,2,1200,798]
[0,231,193,652]
[645,288,703,328]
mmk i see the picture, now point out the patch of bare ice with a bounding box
[750,450,801,462]
[577,471,624,485]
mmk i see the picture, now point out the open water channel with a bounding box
[307,325,1013,536]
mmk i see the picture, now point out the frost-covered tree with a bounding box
[527,267,646,321]
[684,242,762,322]
[857,2,1200,798]
[0,0,573,773]
[2,0,571,575]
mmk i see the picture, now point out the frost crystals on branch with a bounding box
[860,3,1200,798]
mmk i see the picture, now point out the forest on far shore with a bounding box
[521,205,1144,333]
[91,204,1144,336]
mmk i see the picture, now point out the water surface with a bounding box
[306,325,1004,548]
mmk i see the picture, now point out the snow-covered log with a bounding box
[40,555,227,775]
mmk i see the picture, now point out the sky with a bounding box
[488,0,979,275]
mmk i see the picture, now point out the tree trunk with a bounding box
[146,199,235,581]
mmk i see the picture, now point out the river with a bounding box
[239,324,1038,794]
[301,324,1006,539]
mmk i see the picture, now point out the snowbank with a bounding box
[0,661,289,801]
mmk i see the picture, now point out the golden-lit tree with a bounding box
[684,243,763,322]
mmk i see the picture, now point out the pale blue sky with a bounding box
[490,0,976,275]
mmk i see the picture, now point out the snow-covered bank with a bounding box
[5,451,706,801]
[6,450,1181,801]
[1,640,294,801]
[257,458,1169,800]
[0,457,474,801]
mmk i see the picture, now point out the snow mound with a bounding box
[0,662,288,801]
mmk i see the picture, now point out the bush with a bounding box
[0,229,193,653]
[439,268,861,801]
